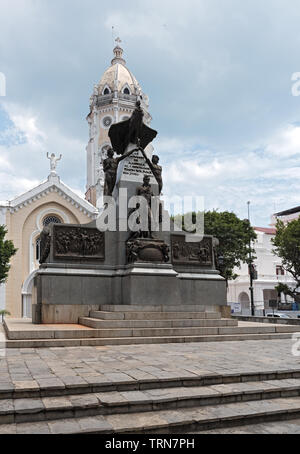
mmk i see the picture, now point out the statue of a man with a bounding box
[127,100,144,146]
[136,174,155,238]
[141,149,163,194]
[103,147,136,196]
[47,152,62,174]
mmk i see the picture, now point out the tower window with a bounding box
[123,87,130,95]
[103,88,110,95]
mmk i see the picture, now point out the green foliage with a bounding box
[0,310,10,322]
[173,210,257,283]
[0,225,17,285]
[272,219,300,302]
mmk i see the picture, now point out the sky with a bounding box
[1,0,300,226]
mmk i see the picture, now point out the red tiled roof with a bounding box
[254,227,276,235]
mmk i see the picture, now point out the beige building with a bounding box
[0,167,98,318]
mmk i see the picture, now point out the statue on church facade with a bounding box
[47,152,62,175]
[103,147,136,196]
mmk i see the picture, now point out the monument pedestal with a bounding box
[33,107,228,324]
[32,222,226,324]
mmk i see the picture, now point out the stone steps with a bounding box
[89,311,222,320]
[1,368,298,400]
[5,302,300,347]
[5,332,299,348]
[3,376,300,433]
[2,378,300,425]
[99,305,221,313]
[76,325,237,338]
[79,317,237,329]
[5,398,300,434]
[79,318,300,337]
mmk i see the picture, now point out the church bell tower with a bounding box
[85,40,152,207]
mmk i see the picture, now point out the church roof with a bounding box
[2,174,98,218]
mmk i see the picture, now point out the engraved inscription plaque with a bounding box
[122,150,156,183]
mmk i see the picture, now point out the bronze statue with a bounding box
[103,147,136,196]
[108,101,157,155]
[127,100,144,146]
[136,174,155,238]
[141,149,163,194]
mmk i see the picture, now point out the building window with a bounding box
[42,215,62,227]
[123,87,130,95]
[36,237,41,261]
[276,265,285,276]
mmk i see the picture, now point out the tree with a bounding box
[0,225,17,285]
[272,219,300,303]
[174,210,257,284]
[0,310,10,323]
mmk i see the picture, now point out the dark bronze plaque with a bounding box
[53,225,105,260]
[171,235,213,266]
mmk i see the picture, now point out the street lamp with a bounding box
[247,201,255,316]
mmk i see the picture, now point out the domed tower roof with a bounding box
[98,58,142,96]
[89,39,150,111]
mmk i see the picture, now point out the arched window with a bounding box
[123,86,131,95]
[103,88,110,95]
[42,215,62,227]
[36,237,41,261]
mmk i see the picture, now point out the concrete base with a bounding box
[33,263,227,323]
[32,304,99,324]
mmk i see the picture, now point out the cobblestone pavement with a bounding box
[1,324,300,390]
[197,419,300,434]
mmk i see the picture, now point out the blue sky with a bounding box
[1,0,300,225]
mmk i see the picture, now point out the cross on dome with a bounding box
[111,37,126,66]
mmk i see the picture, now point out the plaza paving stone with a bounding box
[197,418,300,434]
[0,337,300,393]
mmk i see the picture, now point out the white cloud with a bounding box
[0,101,86,200]
[2,102,46,148]
[266,124,300,157]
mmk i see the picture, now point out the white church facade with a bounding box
[0,40,153,319]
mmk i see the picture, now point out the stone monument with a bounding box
[33,102,226,324]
